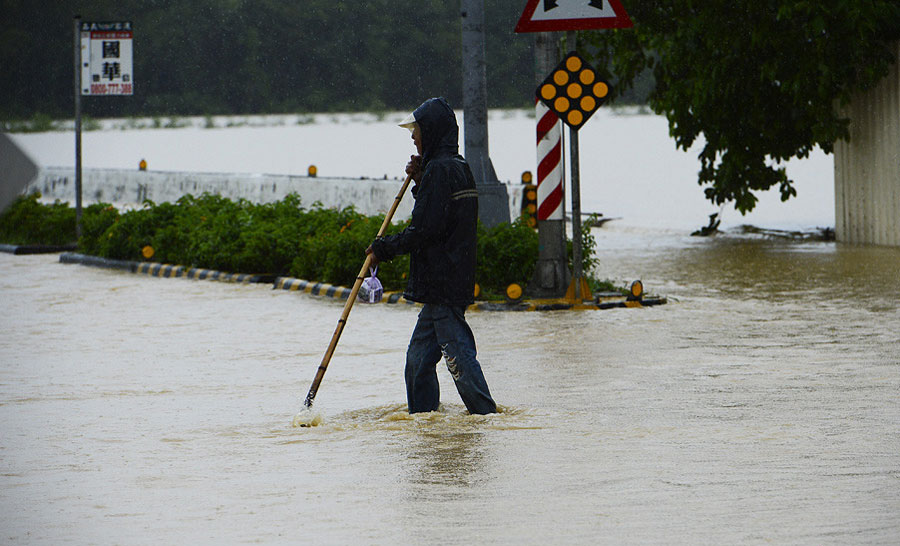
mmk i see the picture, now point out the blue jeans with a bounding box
[405,304,497,415]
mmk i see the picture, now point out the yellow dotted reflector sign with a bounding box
[536,52,610,130]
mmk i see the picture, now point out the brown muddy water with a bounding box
[1,226,898,544]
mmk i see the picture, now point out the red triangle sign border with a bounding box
[515,0,633,33]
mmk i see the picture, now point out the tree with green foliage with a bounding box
[585,0,900,214]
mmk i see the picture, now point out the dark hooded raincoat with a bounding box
[372,97,479,306]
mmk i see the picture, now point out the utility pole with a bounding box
[460,0,510,228]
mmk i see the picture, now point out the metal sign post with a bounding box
[569,110,584,299]
[566,31,585,301]
[73,15,83,239]
[73,19,134,240]
[535,48,610,301]
[516,0,631,300]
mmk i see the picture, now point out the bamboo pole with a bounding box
[302,173,414,409]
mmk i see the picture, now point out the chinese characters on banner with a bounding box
[80,21,133,96]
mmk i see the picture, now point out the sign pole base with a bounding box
[565,276,592,303]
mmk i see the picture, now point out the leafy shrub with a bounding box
[289,205,366,282]
[321,218,378,285]
[476,217,539,295]
[3,192,609,299]
[289,211,409,289]
[98,201,161,260]
[79,203,120,255]
[567,214,600,275]
[0,193,75,245]
[179,195,245,270]
[237,195,310,274]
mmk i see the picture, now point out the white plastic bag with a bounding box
[357,266,383,303]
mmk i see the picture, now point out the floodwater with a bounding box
[2,226,898,544]
[9,108,835,232]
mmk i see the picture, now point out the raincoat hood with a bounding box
[411,97,459,166]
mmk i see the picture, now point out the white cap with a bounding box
[398,111,417,131]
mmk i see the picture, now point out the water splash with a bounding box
[292,407,325,428]
[289,403,533,431]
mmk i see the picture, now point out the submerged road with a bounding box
[2,226,899,544]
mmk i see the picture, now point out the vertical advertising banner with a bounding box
[80,21,133,96]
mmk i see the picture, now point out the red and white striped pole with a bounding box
[536,98,564,221]
[526,31,570,298]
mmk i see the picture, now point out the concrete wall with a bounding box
[26,166,525,222]
[834,41,900,246]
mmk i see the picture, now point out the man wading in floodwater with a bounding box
[366,97,497,415]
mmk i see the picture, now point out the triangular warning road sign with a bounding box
[515,0,633,33]
[0,134,38,213]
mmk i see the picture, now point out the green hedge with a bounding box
[1,193,611,298]
[0,194,76,245]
